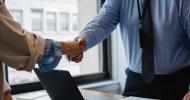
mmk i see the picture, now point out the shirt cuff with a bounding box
[37,39,62,73]
[78,31,96,51]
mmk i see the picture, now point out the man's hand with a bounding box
[61,39,84,57]
[66,38,86,63]
[183,90,190,100]
[3,91,13,100]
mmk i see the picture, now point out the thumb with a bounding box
[66,55,71,62]
[78,38,86,51]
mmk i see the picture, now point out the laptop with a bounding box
[34,68,119,100]
[34,68,84,100]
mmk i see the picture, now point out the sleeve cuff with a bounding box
[78,31,96,51]
[21,33,45,72]
[37,39,62,73]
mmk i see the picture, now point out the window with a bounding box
[9,10,23,25]
[31,10,43,32]
[6,0,110,94]
[60,13,69,31]
[72,13,78,31]
[46,12,57,31]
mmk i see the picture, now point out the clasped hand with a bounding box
[61,38,85,63]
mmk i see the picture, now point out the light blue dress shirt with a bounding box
[79,0,190,75]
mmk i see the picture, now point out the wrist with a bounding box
[75,37,86,51]
[60,41,67,54]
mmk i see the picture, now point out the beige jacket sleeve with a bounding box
[0,0,45,72]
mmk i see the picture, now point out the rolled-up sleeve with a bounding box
[79,0,121,50]
[0,1,45,72]
[37,40,62,73]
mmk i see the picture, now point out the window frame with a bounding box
[4,0,112,94]
[46,12,57,32]
[59,12,70,32]
[31,9,44,32]
[72,13,78,31]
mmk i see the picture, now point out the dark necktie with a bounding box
[137,0,154,83]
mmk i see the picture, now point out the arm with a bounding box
[0,1,44,71]
[79,0,121,50]
[3,91,12,100]
[37,40,81,73]
[69,0,122,63]
[0,1,81,72]
[183,90,190,100]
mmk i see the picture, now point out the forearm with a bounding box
[0,1,45,72]
[78,0,120,50]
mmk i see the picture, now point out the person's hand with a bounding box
[3,91,13,100]
[67,53,83,63]
[61,40,83,57]
[67,38,86,63]
[183,90,190,100]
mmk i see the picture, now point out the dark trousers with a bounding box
[123,66,190,100]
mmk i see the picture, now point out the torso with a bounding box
[119,0,190,74]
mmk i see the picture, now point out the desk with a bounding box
[81,89,124,100]
[13,89,125,100]
[13,89,157,100]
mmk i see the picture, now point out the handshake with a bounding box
[60,38,86,63]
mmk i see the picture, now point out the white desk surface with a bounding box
[13,89,124,100]
[13,89,157,100]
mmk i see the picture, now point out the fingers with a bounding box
[66,55,71,62]
[61,41,82,57]
[78,38,86,51]
[71,53,83,63]
[62,38,86,63]
[65,53,83,63]
[70,38,85,63]
[183,91,190,100]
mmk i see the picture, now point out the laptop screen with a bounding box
[34,68,84,100]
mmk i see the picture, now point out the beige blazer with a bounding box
[0,0,45,99]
